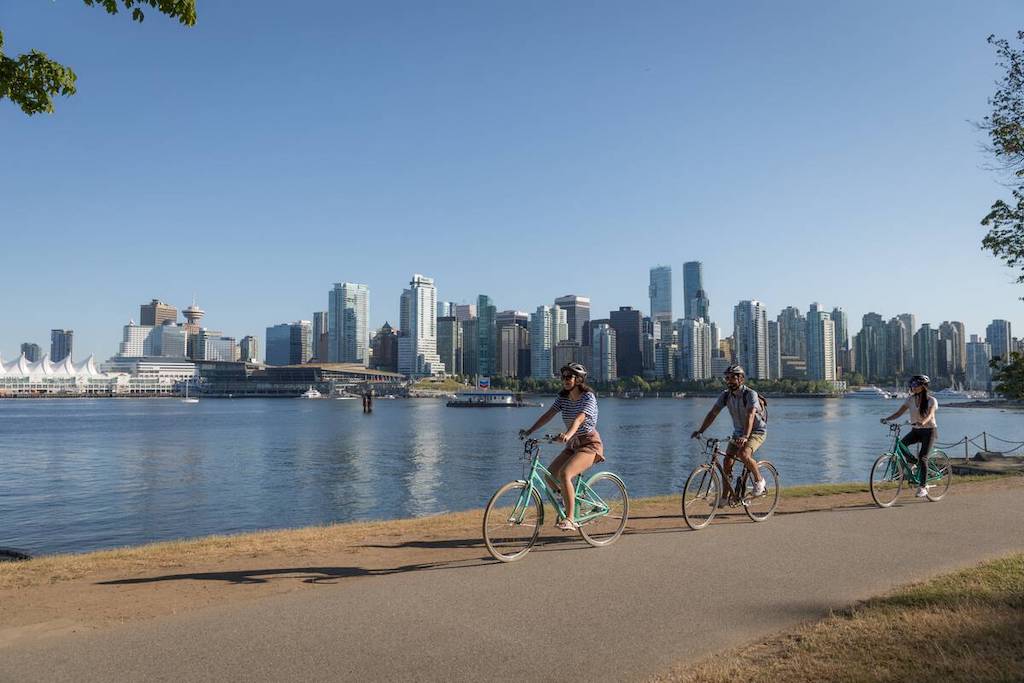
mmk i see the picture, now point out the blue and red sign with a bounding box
[478,377,491,390]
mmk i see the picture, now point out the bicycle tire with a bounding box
[577,472,629,547]
[482,481,544,562]
[682,464,721,530]
[869,453,904,508]
[741,461,779,522]
[925,449,952,502]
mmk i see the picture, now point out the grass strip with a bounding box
[654,553,1024,683]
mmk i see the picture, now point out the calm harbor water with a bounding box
[1,396,1020,556]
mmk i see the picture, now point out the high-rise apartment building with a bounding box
[885,318,906,378]
[312,311,328,362]
[495,310,529,377]
[499,323,529,378]
[397,274,443,378]
[477,295,497,377]
[554,294,590,345]
[966,335,992,391]
[554,340,583,372]
[609,307,643,378]
[649,266,672,326]
[591,321,617,382]
[897,313,916,371]
[328,282,370,365]
[733,301,768,379]
[50,329,73,362]
[530,305,555,379]
[239,336,260,363]
[20,342,41,362]
[776,307,807,360]
[986,319,1012,363]
[938,321,966,376]
[677,317,712,380]
[198,330,239,362]
[436,316,463,376]
[454,304,477,322]
[265,321,310,365]
[767,320,782,380]
[461,318,479,377]
[140,299,177,327]
[805,303,836,382]
[682,261,703,320]
[830,307,848,371]
[913,324,939,379]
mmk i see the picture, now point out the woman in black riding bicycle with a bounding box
[519,362,603,531]
[881,374,938,498]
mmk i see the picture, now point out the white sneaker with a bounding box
[753,479,767,497]
[915,486,929,498]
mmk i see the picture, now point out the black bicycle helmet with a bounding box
[560,362,588,380]
[724,364,745,377]
[908,374,930,387]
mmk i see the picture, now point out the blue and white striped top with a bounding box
[552,391,599,437]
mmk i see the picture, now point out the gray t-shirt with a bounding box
[714,386,767,437]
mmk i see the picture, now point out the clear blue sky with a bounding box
[2,0,1022,360]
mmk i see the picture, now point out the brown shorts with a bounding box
[559,430,605,464]
[725,433,766,458]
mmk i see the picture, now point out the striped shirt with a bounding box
[552,391,598,437]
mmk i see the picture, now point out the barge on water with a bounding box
[446,390,541,408]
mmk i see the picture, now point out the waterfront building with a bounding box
[100,356,197,394]
[397,274,443,378]
[554,295,590,345]
[198,330,238,363]
[266,321,311,366]
[140,299,177,327]
[966,335,992,391]
[805,304,836,382]
[767,320,782,380]
[20,343,41,362]
[499,323,529,378]
[885,318,906,378]
[853,312,889,381]
[461,318,479,376]
[50,329,73,362]
[477,295,497,377]
[495,310,528,377]
[649,266,672,326]
[609,306,643,378]
[682,261,703,320]
[0,354,116,396]
[780,355,807,379]
[369,322,399,372]
[913,324,939,379]
[182,298,205,359]
[239,335,260,363]
[160,325,188,357]
[733,300,768,379]
[591,322,617,382]
[677,317,712,380]
[328,282,370,365]
[312,311,328,362]
[776,307,807,361]
[436,316,463,376]
[831,307,848,372]
[937,321,966,377]
[529,305,555,379]
[986,319,1013,363]
[897,313,916,372]
[710,355,732,377]
[454,304,476,322]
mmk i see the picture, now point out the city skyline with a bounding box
[3,2,1024,359]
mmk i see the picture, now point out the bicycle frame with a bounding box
[881,424,946,484]
[511,438,611,525]
[698,438,754,501]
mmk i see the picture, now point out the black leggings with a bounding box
[902,428,936,486]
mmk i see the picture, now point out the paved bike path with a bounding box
[3,488,1023,682]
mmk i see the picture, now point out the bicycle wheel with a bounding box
[577,472,629,547]
[682,464,721,530]
[869,453,904,508]
[925,449,952,502]
[482,481,544,562]
[742,461,780,522]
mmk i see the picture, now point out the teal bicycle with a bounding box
[482,435,629,562]
[869,423,952,507]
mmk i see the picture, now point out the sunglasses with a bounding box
[561,374,576,380]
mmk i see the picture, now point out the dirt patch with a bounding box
[1,476,1021,649]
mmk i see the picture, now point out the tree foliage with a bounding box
[990,352,1024,399]
[980,32,1024,293]
[0,0,195,115]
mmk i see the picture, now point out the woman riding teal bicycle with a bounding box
[881,374,938,498]
[519,362,603,531]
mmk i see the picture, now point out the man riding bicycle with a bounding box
[690,365,767,500]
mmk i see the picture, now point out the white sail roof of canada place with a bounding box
[0,354,107,379]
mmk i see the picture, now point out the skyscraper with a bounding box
[830,307,848,371]
[20,342,41,362]
[591,321,617,382]
[733,301,768,379]
[913,324,939,379]
[436,301,455,318]
[986,319,1012,363]
[966,335,992,391]
[805,303,836,382]
[776,307,807,360]
[530,305,555,379]
[649,266,672,326]
[328,282,370,365]
[436,316,463,376]
[312,311,328,362]
[553,294,590,345]
[265,322,310,365]
[477,295,497,377]
[682,261,703,320]
[499,323,529,378]
[397,274,443,378]
[140,299,177,327]
[767,320,782,380]
[609,306,643,378]
[495,310,529,377]
[897,313,916,371]
[938,321,966,376]
[239,336,259,363]
[677,317,711,380]
[50,329,73,362]
[454,304,476,322]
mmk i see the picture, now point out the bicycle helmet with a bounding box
[908,374,930,387]
[560,362,588,380]
[724,364,745,377]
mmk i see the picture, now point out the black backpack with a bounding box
[722,387,768,424]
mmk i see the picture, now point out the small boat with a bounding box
[334,394,358,400]
[446,390,539,407]
[182,381,199,404]
[845,386,893,399]
[299,386,323,399]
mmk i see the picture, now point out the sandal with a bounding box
[556,518,579,531]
